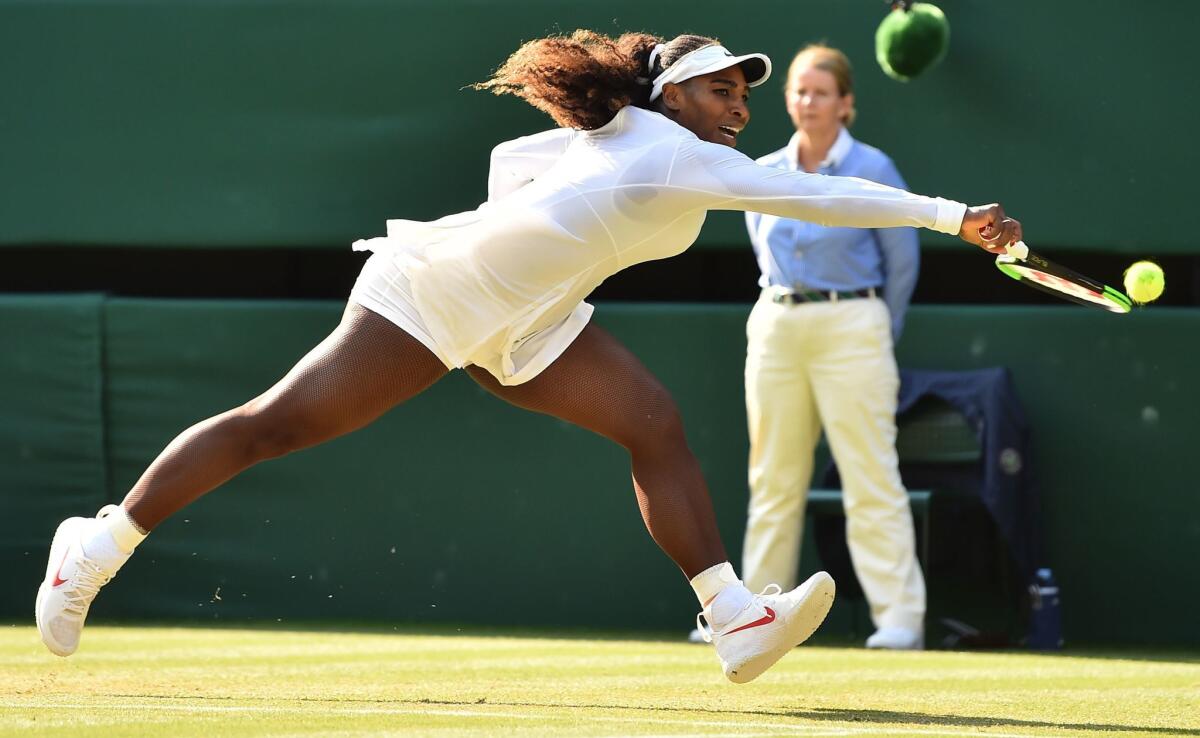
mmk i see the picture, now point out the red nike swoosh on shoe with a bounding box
[723,606,776,635]
[51,549,70,587]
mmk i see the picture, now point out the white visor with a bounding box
[649,44,772,102]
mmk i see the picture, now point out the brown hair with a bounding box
[474,31,720,130]
[788,44,856,127]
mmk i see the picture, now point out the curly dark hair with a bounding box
[473,31,720,130]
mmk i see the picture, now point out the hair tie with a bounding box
[647,44,665,74]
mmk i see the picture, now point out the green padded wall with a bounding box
[897,307,1199,645]
[1,295,107,588]
[3,297,1198,646]
[2,0,1194,252]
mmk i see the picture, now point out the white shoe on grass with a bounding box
[865,626,924,650]
[35,506,128,657]
[694,571,836,684]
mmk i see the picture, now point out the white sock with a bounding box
[689,562,742,606]
[81,506,147,575]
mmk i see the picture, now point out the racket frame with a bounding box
[995,242,1132,313]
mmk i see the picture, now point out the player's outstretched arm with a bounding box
[959,203,1022,254]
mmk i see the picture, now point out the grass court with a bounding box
[2,624,1197,737]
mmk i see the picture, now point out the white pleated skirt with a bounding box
[348,247,593,387]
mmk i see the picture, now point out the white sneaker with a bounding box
[35,506,127,657]
[687,627,706,643]
[695,571,835,684]
[865,626,924,650]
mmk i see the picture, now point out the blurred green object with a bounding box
[876,1,950,81]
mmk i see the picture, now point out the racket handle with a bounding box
[1006,241,1029,261]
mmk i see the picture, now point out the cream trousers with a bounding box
[742,290,925,631]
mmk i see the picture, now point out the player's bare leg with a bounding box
[467,323,835,682]
[122,304,447,529]
[37,304,448,656]
[467,324,723,578]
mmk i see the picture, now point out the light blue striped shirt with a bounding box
[745,128,920,339]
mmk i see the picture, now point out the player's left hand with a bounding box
[959,203,1023,254]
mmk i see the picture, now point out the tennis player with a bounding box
[36,30,1020,683]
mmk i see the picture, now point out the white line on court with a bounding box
[591,734,845,738]
[0,702,845,735]
[0,700,1080,738]
[596,734,851,738]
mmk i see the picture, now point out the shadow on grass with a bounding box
[782,707,1200,736]
[108,694,1200,736]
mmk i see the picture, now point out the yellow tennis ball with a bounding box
[1123,260,1165,304]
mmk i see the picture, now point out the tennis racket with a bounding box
[995,242,1132,314]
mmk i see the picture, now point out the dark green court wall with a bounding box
[3,0,1197,646]
[3,297,1197,646]
[0,296,108,588]
[2,0,1195,252]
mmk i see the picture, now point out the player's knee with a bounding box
[232,401,312,462]
[625,386,687,452]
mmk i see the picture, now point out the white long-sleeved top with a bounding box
[354,105,965,383]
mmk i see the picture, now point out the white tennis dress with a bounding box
[351,105,966,385]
